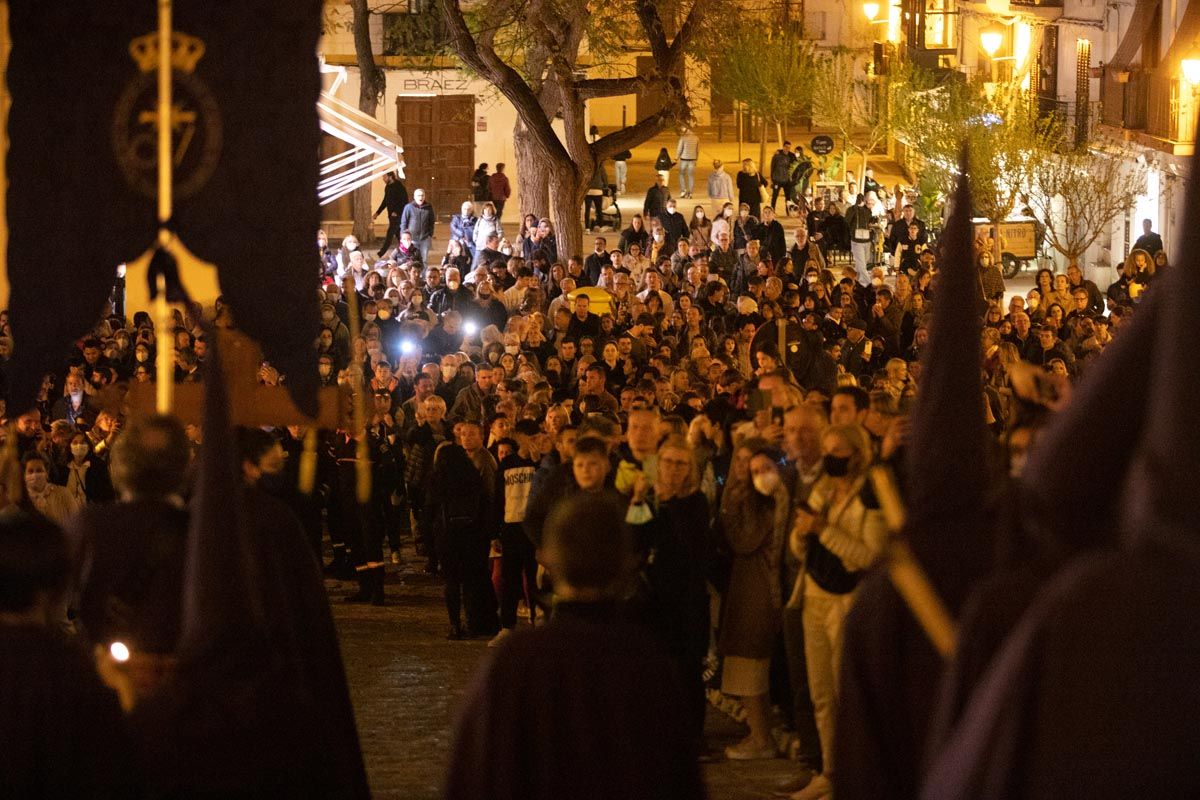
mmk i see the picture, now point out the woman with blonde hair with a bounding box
[786,423,885,799]
[626,434,713,745]
[717,438,792,760]
[736,158,767,219]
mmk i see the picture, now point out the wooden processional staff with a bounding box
[137,0,366,497]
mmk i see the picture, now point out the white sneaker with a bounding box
[487,628,513,648]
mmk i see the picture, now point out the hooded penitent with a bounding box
[922,130,1200,800]
[6,0,321,416]
[836,148,998,800]
[130,327,366,797]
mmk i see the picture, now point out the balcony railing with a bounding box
[1038,97,1102,147]
[1101,65,1196,145]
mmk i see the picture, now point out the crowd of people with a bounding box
[0,150,1168,798]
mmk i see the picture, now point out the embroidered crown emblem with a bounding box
[128,32,205,74]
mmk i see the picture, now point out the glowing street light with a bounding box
[1182,54,1200,88]
[863,1,881,21]
[980,25,1005,58]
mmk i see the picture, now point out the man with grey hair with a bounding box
[71,414,192,655]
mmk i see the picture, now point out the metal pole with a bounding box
[155,0,174,414]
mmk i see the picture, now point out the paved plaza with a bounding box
[329,548,800,800]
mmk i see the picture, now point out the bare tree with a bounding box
[809,48,894,194]
[704,20,815,169]
[351,0,388,244]
[1028,147,1146,269]
[437,0,711,259]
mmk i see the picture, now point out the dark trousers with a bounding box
[781,604,823,768]
[499,526,539,629]
[377,213,401,255]
[584,194,604,228]
[771,183,794,211]
[440,526,497,633]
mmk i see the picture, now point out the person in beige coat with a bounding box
[787,424,885,800]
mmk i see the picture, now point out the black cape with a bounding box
[444,601,706,800]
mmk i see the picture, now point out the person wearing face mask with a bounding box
[317,355,337,386]
[717,440,792,761]
[785,424,884,800]
[373,300,400,356]
[658,199,688,252]
[55,434,113,507]
[474,279,509,331]
[20,452,79,526]
[429,267,478,316]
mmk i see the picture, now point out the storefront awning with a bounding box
[317,90,405,206]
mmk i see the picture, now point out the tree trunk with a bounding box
[513,119,549,222]
[758,116,767,176]
[351,0,384,244]
[549,161,586,261]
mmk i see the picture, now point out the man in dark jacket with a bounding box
[374,171,409,256]
[71,414,191,655]
[868,287,903,357]
[400,188,436,265]
[758,205,787,265]
[659,198,689,251]
[769,142,796,213]
[643,174,670,221]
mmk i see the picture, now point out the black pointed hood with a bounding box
[1019,286,1161,554]
[1122,154,1200,546]
[903,147,995,612]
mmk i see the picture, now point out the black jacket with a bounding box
[375,180,408,217]
[400,201,435,240]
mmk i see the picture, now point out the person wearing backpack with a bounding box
[654,147,675,184]
[790,146,814,207]
[471,163,490,202]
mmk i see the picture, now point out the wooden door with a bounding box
[395,94,475,219]
[636,56,667,122]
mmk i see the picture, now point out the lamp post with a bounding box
[863,1,881,20]
[980,24,1005,83]
[1182,55,1200,89]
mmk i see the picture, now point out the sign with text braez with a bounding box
[6,0,323,417]
[810,135,835,156]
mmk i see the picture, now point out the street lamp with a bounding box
[863,1,881,21]
[980,25,1005,58]
[1182,53,1200,88]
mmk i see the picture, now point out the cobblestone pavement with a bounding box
[329,548,801,800]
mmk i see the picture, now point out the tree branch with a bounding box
[437,0,570,161]
[576,75,647,99]
[591,105,674,162]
